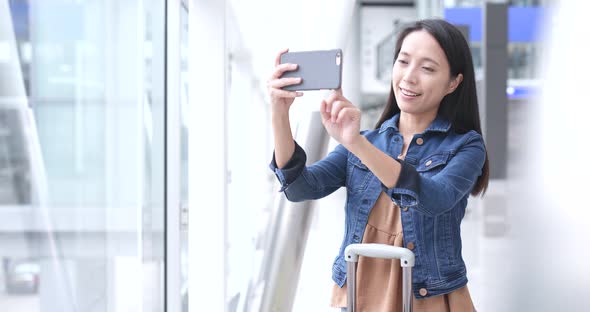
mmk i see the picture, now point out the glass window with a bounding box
[1,0,166,310]
[443,2,546,80]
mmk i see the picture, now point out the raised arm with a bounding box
[267,48,303,168]
[267,49,348,202]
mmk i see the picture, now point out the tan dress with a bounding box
[330,192,476,312]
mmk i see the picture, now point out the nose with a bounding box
[402,67,418,84]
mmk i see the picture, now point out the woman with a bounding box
[268,19,489,312]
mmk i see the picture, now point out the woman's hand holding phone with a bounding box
[267,48,304,117]
[267,49,362,158]
[267,49,305,167]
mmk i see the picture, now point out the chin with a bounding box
[399,106,439,118]
[397,102,421,114]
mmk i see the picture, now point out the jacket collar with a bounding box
[378,113,452,134]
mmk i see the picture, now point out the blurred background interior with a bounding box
[1,0,588,311]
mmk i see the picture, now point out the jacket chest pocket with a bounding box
[346,156,372,193]
[416,153,451,178]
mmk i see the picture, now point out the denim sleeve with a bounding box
[269,141,348,202]
[383,133,486,217]
[269,141,307,190]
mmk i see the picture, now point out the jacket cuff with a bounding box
[269,141,307,191]
[382,160,421,207]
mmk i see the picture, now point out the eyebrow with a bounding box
[399,51,440,67]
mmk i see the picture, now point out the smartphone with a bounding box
[279,49,343,91]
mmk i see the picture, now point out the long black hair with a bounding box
[375,19,489,196]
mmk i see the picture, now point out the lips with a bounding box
[399,87,421,97]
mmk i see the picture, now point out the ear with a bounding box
[447,73,463,95]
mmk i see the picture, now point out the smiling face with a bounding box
[392,30,463,118]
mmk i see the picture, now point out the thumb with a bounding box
[333,88,344,98]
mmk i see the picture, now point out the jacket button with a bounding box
[402,206,409,212]
[419,288,428,296]
[416,138,424,145]
[425,160,432,167]
[407,242,415,250]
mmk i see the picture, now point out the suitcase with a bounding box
[344,244,416,312]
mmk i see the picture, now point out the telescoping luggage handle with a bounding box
[344,244,416,312]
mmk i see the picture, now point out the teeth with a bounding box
[401,88,419,97]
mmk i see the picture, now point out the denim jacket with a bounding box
[269,113,486,299]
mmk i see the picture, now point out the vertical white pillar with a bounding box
[188,0,227,311]
[166,0,182,311]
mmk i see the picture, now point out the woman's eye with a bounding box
[397,59,408,65]
[422,66,434,72]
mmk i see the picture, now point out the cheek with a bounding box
[426,84,449,103]
[391,65,402,81]
[391,72,402,87]
[425,76,450,96]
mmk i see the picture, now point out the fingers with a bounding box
[330,101,346,123]
[324,91,340,105]
[324,97,334,121]
[323,90,346,118]
[326,89,345,103]
[271,63,298,79]
[268,77,302,89]
[321,100,346,123]
[320,100,331,124]
[269,88,303,99]
[275,48,289,67]
[267,49,303,106]
[336,107,358,124]
[321,99,359,124]
[272,49,298,82]
[267,60,301,97]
